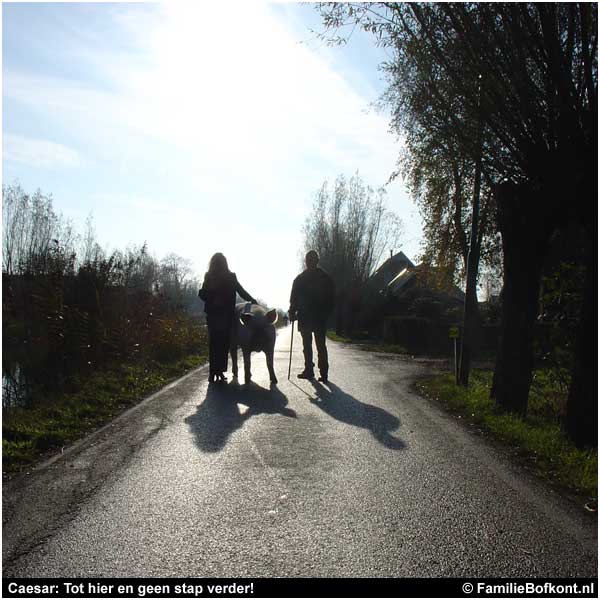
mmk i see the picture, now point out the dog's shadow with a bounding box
[308,380,406,450]
[185,380,296,453]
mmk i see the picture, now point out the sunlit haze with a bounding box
[3,2,423,309]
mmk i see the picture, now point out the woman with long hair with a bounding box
[198,253,256,383]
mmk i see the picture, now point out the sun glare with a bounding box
[113,2,384,175]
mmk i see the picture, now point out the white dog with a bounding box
[230,302,278,384]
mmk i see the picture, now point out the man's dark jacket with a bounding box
[289,267,335,333]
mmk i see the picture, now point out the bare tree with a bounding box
[303,172,402,334]
[157,253,194,311]
[2,183,76,276]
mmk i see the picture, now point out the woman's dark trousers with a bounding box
[207,314,231,374]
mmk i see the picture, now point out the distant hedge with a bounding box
[383,316,453,355]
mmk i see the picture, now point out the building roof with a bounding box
[387,267,417,295]
[368,251,416,292]
[372,251,415,279]
[368,251,465,303]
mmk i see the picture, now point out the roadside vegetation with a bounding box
[3,353,206,473]
[326,331,353,344]
[2,183,208,475]
[327,331,408,355]
[417,370,597,503]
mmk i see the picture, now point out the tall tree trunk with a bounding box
[458,278,480,386]
[491,182,553,414]
[458,219,481,386]
[563,100,597,447]
[564,204,598,447]
[458,80,483,387]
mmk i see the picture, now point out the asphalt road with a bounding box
[3,326,597,578]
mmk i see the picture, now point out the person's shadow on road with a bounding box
[308,380,406,450]
[185,380,296,453]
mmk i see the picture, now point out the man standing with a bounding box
[289,250,335,382]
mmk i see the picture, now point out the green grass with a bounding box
[326,330,353,343]
[2,353,207,474]
[327,331,409,355]
[416,370,597,501]
[360,343,409,354]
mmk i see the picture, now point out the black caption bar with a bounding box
[2,578,598,599]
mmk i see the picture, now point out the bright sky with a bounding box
[2,1,423,309]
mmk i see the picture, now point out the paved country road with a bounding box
[3,326,597,578]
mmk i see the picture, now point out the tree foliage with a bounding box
[317,2,597,444]
[318,1,597,269]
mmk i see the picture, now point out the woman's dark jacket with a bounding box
[198,271,255,325]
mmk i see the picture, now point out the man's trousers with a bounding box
[300,328,328,377]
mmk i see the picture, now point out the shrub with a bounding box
[383,315,451,355]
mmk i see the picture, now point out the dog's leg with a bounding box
[243,348,252,384]
[266,350,277,384]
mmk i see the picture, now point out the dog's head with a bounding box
[240,305,278,329]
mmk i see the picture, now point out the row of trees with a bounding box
[302,172,402,334]
[2,183,205,405]
[317,3,597,447]
[3,184,201,310]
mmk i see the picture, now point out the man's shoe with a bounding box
[318,375,328,383]
[297,370,315,380]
